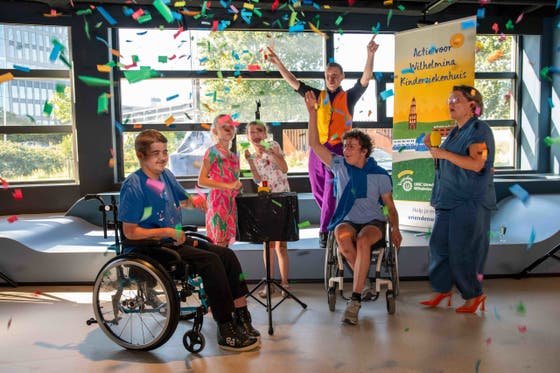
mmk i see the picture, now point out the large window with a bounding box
[0,24,75,183]
[115,29,519,180]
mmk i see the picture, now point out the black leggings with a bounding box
[173,237,248,323]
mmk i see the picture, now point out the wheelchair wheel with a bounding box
[324,231,337,291]
[386,290,396,315]
[92,254,179,351]
[386,245,400,298]
[183,330,205,353]
[328,284,337,312]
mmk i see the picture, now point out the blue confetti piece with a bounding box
[271,122,281,126]
[461,19,477,29]
[374,72,383,80]
[288,23,305,33]
[380,89,394,100]
[493,306,501,320]
[49,43,62,62]
[115,120,123,134]
[13,64,30,72]
[97,6,117,26]
[416,133,425,144]
[476,8,485,19]
[548,97,554,108]
[137,31,148,35]
[508,184,529,204]
[166,94,179,101]
[123,7,134,16]
[95,36,110,48]
[328,57,334,63]
[527,226,536,250]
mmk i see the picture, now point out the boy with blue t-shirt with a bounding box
[118,129,259,352]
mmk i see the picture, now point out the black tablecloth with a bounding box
[236,192,299,242]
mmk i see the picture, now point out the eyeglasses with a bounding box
[448,95,465,104]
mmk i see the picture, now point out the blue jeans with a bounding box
[428,201,489,300]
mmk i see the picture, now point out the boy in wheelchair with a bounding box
[118,129,259,352]
[304,91,402,325]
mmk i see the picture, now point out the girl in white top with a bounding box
[244,120,291,297]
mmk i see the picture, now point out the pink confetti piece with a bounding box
[491,23,499,33]
[515,12,524,24]
[7,215,18,223]
[518,325,527,333]
[1,177,9,189]
[173,26,184,39]
[146,179,165,194]
[248,64,261,71]
[485,337,492,345]
[477,273,484,282]
[12,189,23,200]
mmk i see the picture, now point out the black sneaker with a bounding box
[234,308,261,339]
[319,232,328,248]
[217,320,259,352]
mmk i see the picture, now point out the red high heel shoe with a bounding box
[419,292,452,307]
[456,295,486,313]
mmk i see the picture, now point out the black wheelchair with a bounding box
[85,194,210,352]
[324,221,399,314]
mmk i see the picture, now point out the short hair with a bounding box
[453,85,484,116]
[246,120,270,136]
[135,129,167,156]
[326,62,344,74]
[342,129,373,158]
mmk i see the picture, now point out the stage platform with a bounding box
[1,193,559,284]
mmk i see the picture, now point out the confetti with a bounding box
[140,206,152,222]
[527,226,536,250]
[146,179,165,194]
[515,300,526,315]
[380,89,394,100]
[7,215,18,223]
[508,184,529,204]
[477,273,484,282]
[493,306,501,320]
[544,136,560,146]
[485,337,492,345]
[398,146,406,152]
[298,220,311,228]
[271,199,283,207]
[7,317,12,330]
[518,325,527,333]
[475,359,481,373]
[12,189,23,200]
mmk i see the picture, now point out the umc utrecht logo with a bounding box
[397,169,414,192]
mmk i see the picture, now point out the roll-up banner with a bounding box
[392,16,477,231]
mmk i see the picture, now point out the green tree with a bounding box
[198,31,324,123]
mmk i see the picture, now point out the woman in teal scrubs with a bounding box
[420,85,496,313]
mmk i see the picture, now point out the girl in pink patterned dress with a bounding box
[198,114,242,247]
[244,121,291,297]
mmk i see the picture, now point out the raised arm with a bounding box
[305,90,332,167]
[267,46,301,91]
[360,35,379,87]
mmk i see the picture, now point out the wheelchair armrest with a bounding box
[122,238,163,247]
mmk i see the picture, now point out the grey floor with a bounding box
[1,278,559,373]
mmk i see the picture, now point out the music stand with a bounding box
[236,192,307,335]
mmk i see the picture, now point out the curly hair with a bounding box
[342,129,373,158]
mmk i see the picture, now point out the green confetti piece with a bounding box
[78,75,112,87]
[140,206,152,222]
[132,55,139,63]
[55,83,65,94]
[335,16,343,26]
[76,9,93,16]
[271,199,283,207]
[298,221,311,228]
[515,300,526,315]
[25,114,35,123]
[97,93,109,114]
[475,359,481,373]
[217,70,223,79]
[505,19,514,30]
[158,55,168,63]
[239,141,251,150]
[43,100,53,115]
[242,172,253,178]
[239,272,247,281]
[137,14,152,24]
[398,146,406,152]
[383,206,389,216]
[398,5,405,11]
[175,223,182,238]
[260,140,271,150]
[404,327,410,332]
[544,136,560,146]
[330,133,339,141]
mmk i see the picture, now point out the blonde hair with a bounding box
[247,120,270,136]
[210,114,238,145]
